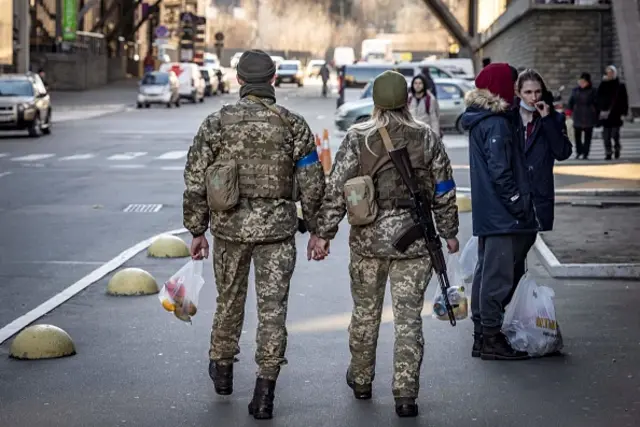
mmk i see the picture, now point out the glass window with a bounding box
[436,83,463,100]
[278,63,299,70]
[0,80,34,96]
[360,80,374,99]
[142,72,170,85]
[345,65,393,82]
[425,66,451,79]
[394,66,415,78]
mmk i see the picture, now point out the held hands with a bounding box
[535,101,550,117]
[446,238,460,254]
[190,235,210,260]
[307,234,330,261]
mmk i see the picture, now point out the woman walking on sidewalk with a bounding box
[596,65,629,160]
[567,72,598,159]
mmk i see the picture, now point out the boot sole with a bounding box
[471,350,481,358]
[481,352,530,361]
[214,387,233,395]
[248,404,273,420]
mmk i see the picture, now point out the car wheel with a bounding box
[136,103,142,109]
[145,103,150,108]
[28,114,42,137]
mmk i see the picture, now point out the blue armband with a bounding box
[296,150,320,168]
[435,179,456,196]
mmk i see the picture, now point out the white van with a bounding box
[158,62,206,103]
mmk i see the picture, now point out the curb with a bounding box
[533,235,640,279]
[53,104,133,123]
[456,187,640,197]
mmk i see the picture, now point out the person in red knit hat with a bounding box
[460,63,537,361]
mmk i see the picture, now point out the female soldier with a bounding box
[310,70,460,418]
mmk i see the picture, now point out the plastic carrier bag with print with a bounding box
[158,259,205,324]
[502,273,563,357]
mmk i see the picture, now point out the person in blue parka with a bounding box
[461,63,537,362]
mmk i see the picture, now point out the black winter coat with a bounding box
[461,89,537,237]
[596,79,629,128]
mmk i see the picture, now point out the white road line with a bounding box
[0,171,12,178]
[0,153,8,158]
[160,166,185,171]
[109,164,146,169]
[3,260,106,266]
[155,150,188,160]
[11,154,55,162]
[0,227,188,345]
[107,152,147,161]
[58,154,96,161]
[100,130,192,135]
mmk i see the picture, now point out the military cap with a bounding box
[236,49,276,83]
[372,70,408,110]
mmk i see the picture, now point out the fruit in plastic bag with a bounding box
[158,260,205,323]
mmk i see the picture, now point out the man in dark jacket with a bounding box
[596,65,629,160]
[461,63,537,361]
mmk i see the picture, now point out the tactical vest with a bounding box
[218,101,294,200]
[359,126,431,209]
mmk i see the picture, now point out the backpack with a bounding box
[409,93,431,114]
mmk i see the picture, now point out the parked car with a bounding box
[0,72,52,137]
[158,62,205,103]
[137,71,180,108]
[275,60,304,87]
[334,77,473,133]
[199,66,220,96]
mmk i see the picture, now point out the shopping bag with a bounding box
[432,253,469,321]
[158,259,205,324]
[459,236,478,283]
[502,274,563,357]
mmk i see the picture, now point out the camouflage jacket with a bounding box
[183,96,325,243]
[316,123,459,259]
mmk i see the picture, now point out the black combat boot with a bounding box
[208,360,233,395]
[346,371,372,400]
[395,397,419,417]
[472,333,483,358]
[248,378,276,420]
[481,331,530,361]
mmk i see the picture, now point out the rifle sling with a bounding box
[246,94,295,136]
[377,125,395,152]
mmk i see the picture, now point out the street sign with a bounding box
[62,0,77,41]
[215,32,224,42]
[155,25,169,38]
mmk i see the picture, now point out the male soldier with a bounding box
[182,49,325,420]
[312,70,459,417]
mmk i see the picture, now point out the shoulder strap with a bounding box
[246,94,295,136]
[425,95,431,114]
[377,125,395,152]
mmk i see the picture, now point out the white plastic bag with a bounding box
[502,274,563,357]
[432,254,469,321]
[459,236,478,283]
[158,259,205,324]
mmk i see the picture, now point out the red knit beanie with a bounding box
[474,63,515,103]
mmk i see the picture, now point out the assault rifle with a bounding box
[378,126,457,326]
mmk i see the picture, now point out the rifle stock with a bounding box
[386,145,457,326]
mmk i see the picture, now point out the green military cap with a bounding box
[372,70,408,110]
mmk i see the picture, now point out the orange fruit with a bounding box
[161,299,175,312]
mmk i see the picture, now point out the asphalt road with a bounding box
[0,83,638,427]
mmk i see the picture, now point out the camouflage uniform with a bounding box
[316,122,458,398]
[183,96,325,380]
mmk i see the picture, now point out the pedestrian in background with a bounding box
[596,65,629,160]
[182,49,325,420]
[460,63,536,361]
[408,74,440,136]
[567,72,598,159]
[311,70,459,418]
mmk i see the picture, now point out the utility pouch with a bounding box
[343,175,378,226]
[206,160,239,211]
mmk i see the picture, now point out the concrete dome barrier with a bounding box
[147,234,190,258]
[10,325,76,360]
[106,268,159,296]
[456,194,472,213]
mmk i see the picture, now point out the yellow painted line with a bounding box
[553,163,640,180]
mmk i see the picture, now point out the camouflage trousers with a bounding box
[209,235,296,381]
[347,251,433,398]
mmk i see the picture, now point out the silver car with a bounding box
[335,77,475,133]
[137,71,180,108]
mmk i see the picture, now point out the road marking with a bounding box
[0,171,12,178]
[160,166,185,171]
[0,153,8,158]
[11,154,55,162]
[100,130,192,135]
[123,203,163,213]
[59,154,96,161]
[155,150,188,160]
[2,260,106,266]
[0,227,188,345]
[107,152,147,161]
[109,164,146,169]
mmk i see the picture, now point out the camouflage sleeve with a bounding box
[182,112,220,237]
[425,128,459,239]
[289,113,325,234]
[315,131,360,241]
